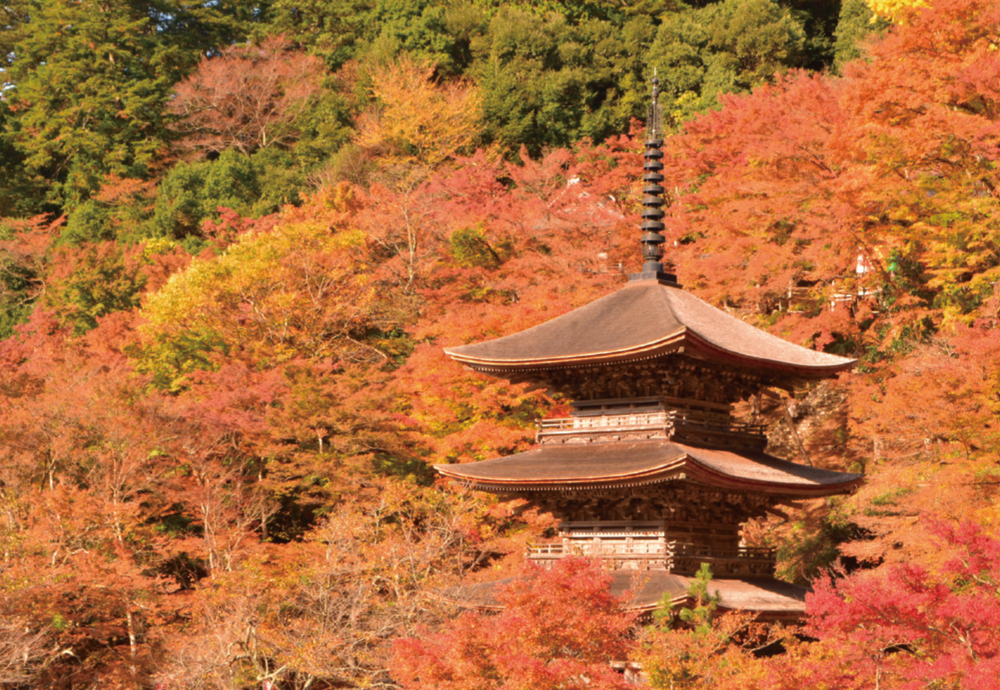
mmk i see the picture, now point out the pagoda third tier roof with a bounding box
[434,440,861,497]
[445,280,854,377]
[441,572,809,619]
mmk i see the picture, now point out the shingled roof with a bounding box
[445,280,854,376]
[434,439,862,497]
[440,571,808,619]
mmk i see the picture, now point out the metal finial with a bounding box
[647,72,662,142]
[630,71,678,287]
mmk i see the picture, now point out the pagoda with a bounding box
[436,77,862,621]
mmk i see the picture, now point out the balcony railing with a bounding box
[536,411,767,442]
[527,537,776,576]
[671,542,776,577]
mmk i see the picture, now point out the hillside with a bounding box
[2,0,1000,688]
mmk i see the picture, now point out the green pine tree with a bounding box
[4,0,239,210]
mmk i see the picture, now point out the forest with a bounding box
[1,0,1000,687]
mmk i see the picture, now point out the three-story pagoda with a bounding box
[436,78,862,621]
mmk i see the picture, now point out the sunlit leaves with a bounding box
[137,185,406,389]
[394,557,636,690]
[355,55,483,170]
[775,520,1000,690]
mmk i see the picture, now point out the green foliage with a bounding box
[366,0,466,73]
[833,0,889,68]
[776,512,866,584]
[152,149,303,244]
[153,151,258,241]
[291,87,357,170]
[648,0,807,123]
[62,202,117,245]
[450,224,512,268]
[0,222,41,339]
[0,102,48,218]
[654,563,722,632]
[268,0,376,69]
[59,176,159,246]
[474,7,653,153]
[3,0,238,208]
[45,242,147,334]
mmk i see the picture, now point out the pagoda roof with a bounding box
[434,440,861,497]
[445,280,854,377]
[441,571,808,619]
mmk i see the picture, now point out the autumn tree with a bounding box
[0,311,197,685]
[355,56,482,171]
[394,557,636,690]
[770,520,1000,690]
[155,481,551,689]
[867,0,928,21]
[137,183,410,389]
[171,36,328,157]
[0,214,61,338]
[0,616,50,688]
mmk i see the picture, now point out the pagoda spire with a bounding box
[630,71,678,286]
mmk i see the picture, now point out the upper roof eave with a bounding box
[444,281,855,377]
[446,330,855,378]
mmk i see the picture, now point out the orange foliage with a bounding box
[394,558,636,690]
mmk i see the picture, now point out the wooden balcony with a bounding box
[528,535,776,577]
[536,410,767,450]
[670,542,776,577]
[528,535,670,570]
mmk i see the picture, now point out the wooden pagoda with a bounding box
[436,77,861,621]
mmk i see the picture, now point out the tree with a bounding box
[0,100,47,218]
[151,149,270,242]
[43,240,147,334]
[170,36,327,158]
[474,7,650,154]
[394,557,636,690]
[0,214,61,338]
[137,183,412,389]
[0,617,50,688]
[355,55,483,170]
[866,0,928,21]
[833,0,888,68]
[267,0,375,69]
[155,480,548,689]
[3,0,235,207]
[61,174,158,245]
[770,520,1000,690]
[647,0,808,123]
[0,311,197,686]
[637,565,772,690]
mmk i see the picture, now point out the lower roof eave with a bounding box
[438,571,808,620]
[436,465,862,498]
[433,439,862,497]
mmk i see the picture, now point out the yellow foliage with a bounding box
[355,57,482,169]
[137,192,402,388]
[866,0,926,21]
